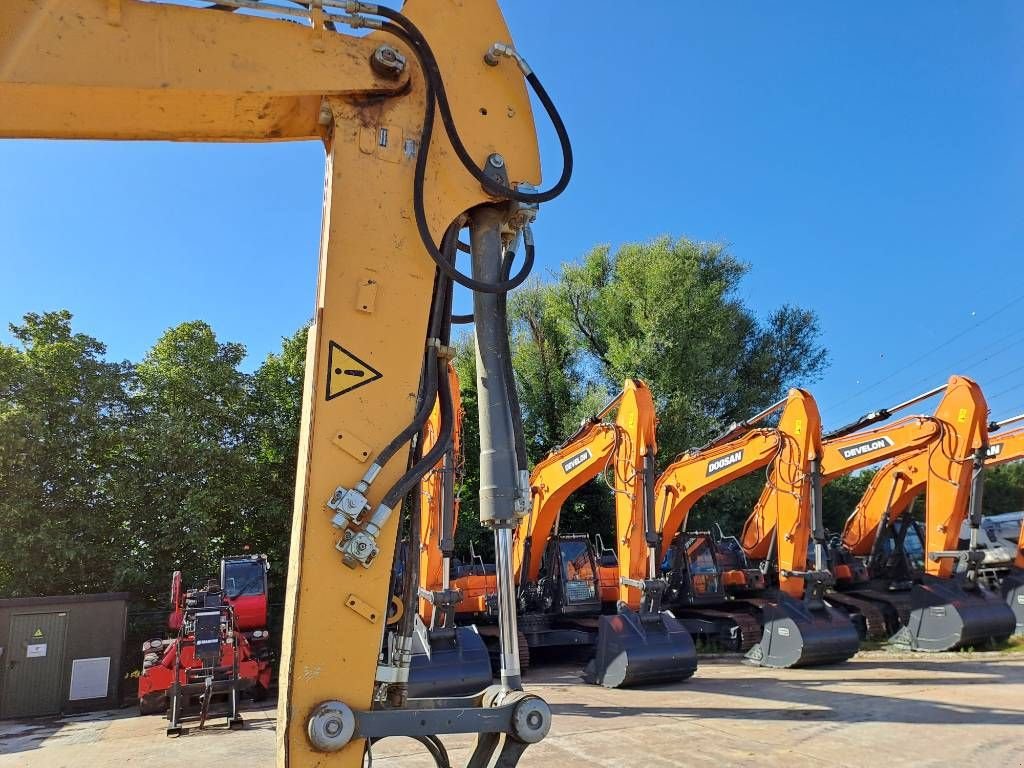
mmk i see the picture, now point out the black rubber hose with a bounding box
[369,224,458,473]
[376,233,460,512]
[496,250,528,471]
[374,7,572,204]
[379,351,455,511]
[378,23,535,295]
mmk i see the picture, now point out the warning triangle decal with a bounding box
[33,628,43,638]
[326,341,383,400]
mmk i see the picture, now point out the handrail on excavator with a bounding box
[825,382,949,440]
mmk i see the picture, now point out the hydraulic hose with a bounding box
[372,7,572,204]
[374,229,460,514]
[378,351,455,512]
[496,249,529,472]
[366,225,459,477]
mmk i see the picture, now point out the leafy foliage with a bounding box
[0,313,308,602]
[459,236,830,544]
[0,312,132,596]
[6,236,1021,603]
[983,462,1024,516]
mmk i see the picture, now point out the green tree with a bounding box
[983,461,1024,516]
[0,311,132,597]
[246,324,309,592]
[554,238,827,459]
[510,237,828,538]
[116,321,253,600]
[821,470,877,536]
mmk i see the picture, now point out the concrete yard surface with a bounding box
[2,652,1023,768]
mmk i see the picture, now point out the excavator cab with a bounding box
[664,533,728,605]
[869,514,926,582]
[523,535,602,618]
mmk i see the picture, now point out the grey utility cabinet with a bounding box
[0,593,130,719]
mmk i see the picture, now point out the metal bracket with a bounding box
[482,153,510,197]
[344,594,380,624]
[307,687,550,762]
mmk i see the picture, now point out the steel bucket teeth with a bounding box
[583,607,698,688]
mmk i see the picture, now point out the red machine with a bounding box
[137,555,273,735]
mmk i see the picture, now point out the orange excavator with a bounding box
[405,364,493,697]
[452,380,697,687]
[988,419,1024,635]
[809,375,1015,650]
[651,389,859,668]
[848,413,1024,638]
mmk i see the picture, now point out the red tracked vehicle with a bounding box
[137,555,273,733]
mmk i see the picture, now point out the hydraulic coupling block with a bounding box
[327,479,388,568]
[337,529,380,569]
[327,485,371,531]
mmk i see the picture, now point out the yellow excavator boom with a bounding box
[1,1,558,764]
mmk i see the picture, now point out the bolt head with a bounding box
[371,45,407,79]
[488,153,506,169]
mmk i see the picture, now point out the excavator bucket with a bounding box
[1003,571,1024,636]
[889,577,1016,651]
[408,626,494,698]
[745,593,860,668]
[583,606,698,688]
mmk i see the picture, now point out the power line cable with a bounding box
[868,328,1024,410]
[829,291,1024,413]
[987,379,1024,404]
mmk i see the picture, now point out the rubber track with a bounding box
[518,629,530,672]
[686,607,762,652]
[854,588,912,625]
[826,592,890,640]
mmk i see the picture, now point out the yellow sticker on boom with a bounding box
[326,341,382,400]
[957,407,967,423]
[794,419,803,436]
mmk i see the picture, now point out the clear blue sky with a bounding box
[1,1,1022,428]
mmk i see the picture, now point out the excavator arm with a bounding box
[2,1,560,764]
[515,420,620,585]
[655,428,782,561]
[821,416,941,481]
[611,380,659,606]
[845,423,1024,563]
[418,364,463,622]
[738,389,823,597]
[828,376,989,578]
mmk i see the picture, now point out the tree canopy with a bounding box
[3,237,1021,603]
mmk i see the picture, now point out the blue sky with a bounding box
[1,1,1022,428]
